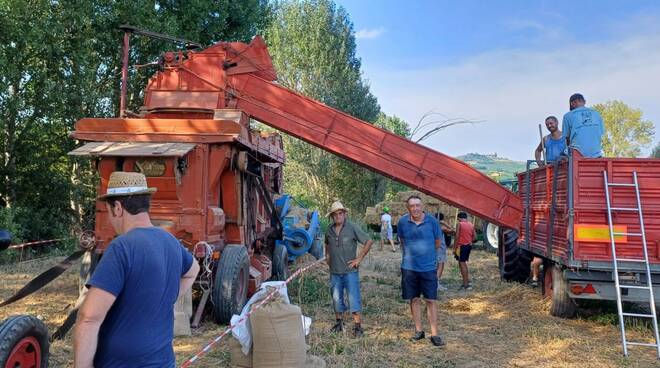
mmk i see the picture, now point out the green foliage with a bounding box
[457,153,525,180]
[266,0,409,216]
[0,0,270,241]
[593,100,655,158]
[651,142,660,158]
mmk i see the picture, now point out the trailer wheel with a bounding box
[309,236,324,260]
[212,245,250,324]
[0,315,49,368]
[482,222,499,253]
[542,264,576,318]
[271,243,289,281]
[498,228,531,282]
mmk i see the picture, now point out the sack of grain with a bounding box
[250,299,306,368]
[229,336,252,368]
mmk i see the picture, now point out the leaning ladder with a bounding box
[603,170,660,358]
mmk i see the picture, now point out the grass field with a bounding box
[1,247,659,367]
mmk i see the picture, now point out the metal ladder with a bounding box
[603,170,660,358]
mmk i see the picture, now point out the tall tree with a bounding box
[265,0,393,214]
[593,100,655,158]
[0,0,269,240]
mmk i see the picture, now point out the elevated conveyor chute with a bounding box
[133,36,524,229]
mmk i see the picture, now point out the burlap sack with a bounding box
[304,354,327,368]
[229,336,252,368]
[250,300,306,368]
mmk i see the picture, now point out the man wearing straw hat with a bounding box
[325,200,373,338]
[74,171,199,368]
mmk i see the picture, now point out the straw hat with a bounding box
[97,171,157,200]
[326,201,348,217]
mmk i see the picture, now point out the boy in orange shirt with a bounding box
[453,212,477,291]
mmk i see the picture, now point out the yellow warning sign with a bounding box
[574,224,627,243]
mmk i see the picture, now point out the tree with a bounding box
[651,142,660,158]
[265,0,387,214]
[593,100,655,158]
[0,0,270,240]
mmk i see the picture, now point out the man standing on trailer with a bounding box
[397,195,444,347]
[535,115,567,166]
[74,172,199,368]
[325,201,373,338]
[453,212,477,291]
[562,93,605,158]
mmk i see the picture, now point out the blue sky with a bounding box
[336,0,660,160]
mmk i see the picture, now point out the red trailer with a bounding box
[499,151,660,318]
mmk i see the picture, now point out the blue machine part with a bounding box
[274,195,322,261]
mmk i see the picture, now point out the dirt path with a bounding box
[1,248,658,367]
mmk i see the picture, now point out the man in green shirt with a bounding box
[325,201,373,337]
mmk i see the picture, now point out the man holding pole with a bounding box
[535,115,566,167]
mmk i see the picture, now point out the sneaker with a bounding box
[465,283,473,291]
[352,325,364,338]
[410,330,425,341]
[430,335,445,346]
[437,282,447,291]
[330,320,343,333]
[530,279,539,288]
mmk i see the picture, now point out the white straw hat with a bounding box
[97,171,157,200]
[326,201,348,217]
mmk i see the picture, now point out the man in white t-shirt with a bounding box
[380,207,396,252]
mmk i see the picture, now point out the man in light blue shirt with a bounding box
[561,93,605,157]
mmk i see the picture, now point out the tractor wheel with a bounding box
[0,315,49,368]
[309,236,324,260]
[498,228,532,282]
[482,222,499,253]
[542,263,576,318]
[271,243,289,281]
[212,245,250,324]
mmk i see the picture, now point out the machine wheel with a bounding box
[271,243,289,281]
[498,228,531,282]
[212,245,250,324]
[0,315,49,368]
[482,222,499,253]
[309,236,324,260]
[542,263,577,318]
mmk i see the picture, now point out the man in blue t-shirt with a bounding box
[397,195,444,347]
[73,172,199,368]
[562,93,605,158]
[535,115,566,166]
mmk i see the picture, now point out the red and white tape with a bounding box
[179,256,327,368]
[8,238,72,250]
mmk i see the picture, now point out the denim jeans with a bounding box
[330,271,362,313]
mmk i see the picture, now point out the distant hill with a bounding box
[456,153,526,181]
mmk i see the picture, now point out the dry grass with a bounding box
[1,248,659,367]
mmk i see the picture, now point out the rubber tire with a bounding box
[542,264,577,318]
[0,315,49,368]
[498,228,532,283]
[212,245,250,324]
[482,222,499,253]
[271,243,289,281]
[309,236,324,260]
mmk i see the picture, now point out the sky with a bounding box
[335,0,660,161]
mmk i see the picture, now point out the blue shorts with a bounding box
[454,245,472,262]
[401,268,437,300]
[330,272,362,313]
[381,228,393,240]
